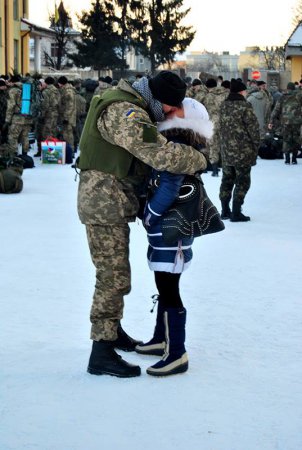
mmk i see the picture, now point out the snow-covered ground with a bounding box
[1,155,301,450]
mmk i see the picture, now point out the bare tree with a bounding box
[44,1,74,70]
[252,46,287,71]
[292,0,302,27]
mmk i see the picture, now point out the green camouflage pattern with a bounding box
[5,84,22,123]
[219,165,251,205]
[270,90,302,127]
[40,84,59,139]
[270,90,302,153]
[218,95,260,167]
[86,224,130,341]
[0,90,8,127]
[199,86,228,164]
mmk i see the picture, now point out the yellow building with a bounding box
[285,22,302,82]
[0,0,30,75]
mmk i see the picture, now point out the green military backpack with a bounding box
[0,156,24,193]
[0,168,23,193]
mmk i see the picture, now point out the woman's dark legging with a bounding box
[154,271,183,309]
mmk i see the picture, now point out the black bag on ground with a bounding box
[0,168,23,193]
[161,175,225,244]
[258,133,283,160]
[18,153,35,169]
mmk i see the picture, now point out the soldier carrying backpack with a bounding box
[269,82,302,164]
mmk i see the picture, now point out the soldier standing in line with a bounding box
[268,82,302,165]
[34,77,60,157]
[57,76,76,152]
[73,79,87,152]
[94,76,112,96]
[218,78,260,222]
[3,75,32,157]
[0,79,9,145]
[201,78,229,176]
[77,71,207,378]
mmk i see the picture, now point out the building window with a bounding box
[14,39,19,71]
[51,43,59,58]
[13,0,19,20]
[23,0,28,16]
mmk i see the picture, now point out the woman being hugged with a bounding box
[136,98,213,376]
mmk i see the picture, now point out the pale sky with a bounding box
[29,0,298,54]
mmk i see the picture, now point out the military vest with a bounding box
[78,88,147,178]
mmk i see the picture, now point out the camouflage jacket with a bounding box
[5,84,22,123]
[58,83,76,126]
[41,84,59,119]
[0,90,8,126]
[218,93,260,167]
[77,79,207,225]
[194,84,209,105]
[270,90,302,127]
[202,86,229,124]
[94,82,111,96]
[75,92,87,119]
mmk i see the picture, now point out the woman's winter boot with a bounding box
[146,308,188,377]
[135,301,166,356]
[87,340,141,378]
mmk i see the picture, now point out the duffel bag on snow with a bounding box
[0,168,23,193]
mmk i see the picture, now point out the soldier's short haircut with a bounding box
[45,76,55,85]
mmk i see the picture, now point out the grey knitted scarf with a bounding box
[132,77,164,122]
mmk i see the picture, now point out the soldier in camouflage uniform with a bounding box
[186,78,204,98]
[201,78,229,175]
[94,76,112,96]
[57,76,76,151]
[34,77,60,157]
[73,80,87,152]
[2,75,32,157]
[218,79,260,222]
[268,82,302,164]
[0,79,9,145]
[77,71,207,378]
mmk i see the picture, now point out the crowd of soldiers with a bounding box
[1,71,301,166]
[0,74,116,159]
[186,75,302,168]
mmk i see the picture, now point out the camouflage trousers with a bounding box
[61,123,74,149]
[282,125,301,154]
[41,116,58,140]
[7,115,32,156]
[219,165,252,205]
[86,223,131,341]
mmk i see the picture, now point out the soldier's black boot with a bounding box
[87,340,141,377]
[230,201,250,222]
[146,308,188,377]
[135,300,166,356]
[292,151,298,164]
[112,323,143,352]
[284,153,290,164]
[220,199,231,220]
[211,163,219,177]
